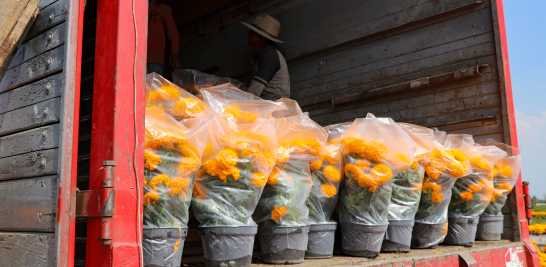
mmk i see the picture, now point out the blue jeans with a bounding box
[147,64,164,75]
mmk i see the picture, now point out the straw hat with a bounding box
[241,13,284,43]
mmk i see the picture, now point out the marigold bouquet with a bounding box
[478,139,521,216]
[338,114,416,225]
[190,85,286,227]
[447,136,507,218]
[143,108,207,228]
[254,98,328,226]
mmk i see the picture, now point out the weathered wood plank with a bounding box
[0,97,60,137]
[405,107,502,130]
[0,148,59,180]
[0,232,55,266]
[443,120,503,136]
[26,0,67,39]
[9,23,66,69]
[0,124,60,159]
[0,176,57,231]
[0,73,63,115]
[0,0,40,80]
[0,45,64,93]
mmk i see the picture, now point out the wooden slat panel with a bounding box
[9,23,66,69]
[0,124,59,159]
[0,45,64,93]
[0,73,63,115]
[0,232,55,266]
[26,0,67,39]
[0,97,60,137]
[0,176,57,231]
[0,148,58,181]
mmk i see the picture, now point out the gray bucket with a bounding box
[305,222,337,259]
[381,220,414,253]
[411,222,447,249]
[257,225,310,264]
[143,227,188,267]
[339,220,388,258]
[443,216,479,247]
[199,226,257,267]
[476,215,504,241]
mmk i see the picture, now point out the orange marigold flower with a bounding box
[171,97,206,116]
[324,150,340,165]
[251,172,268,187]
[255,151,275,171]
[423,180,441,194]
[159,85,181,99]
[271,206,288,223]
[328,137,340,145]
[499,164,513,177]
[223,106,242,120]
[411,160,419,171]
[448,161,467,178]
[323,165,341,183]
[310,159,323,170]
[492,189,503,198]
[459,191,474,201]
[429,158,447,172]
[178,158,201,176]
[280,139,322,157]
[346,139,388,162]
[268,168,281,185]
[321,183,337,198]
[192,184,206,200]
[354,159,371,169]
[451,149,467,162]
[468,184,482,193]
[425,166,441,180]
[240,111,259,124]
[371,163,393,185]
[143,192,160,205]
[146,105,165,111]
[170,177,190,198]
[496,182,513,191]
[345,164,378,192]
[431,192,444,203]
[144,150,161,170]
[276,147,289,165]
[148,89,170,102]
[149,174,171,191]
[471,157,493,171]
[395,153,410,164]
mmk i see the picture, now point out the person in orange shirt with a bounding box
[147,0,180,75]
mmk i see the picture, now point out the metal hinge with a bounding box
[75,161,116,244]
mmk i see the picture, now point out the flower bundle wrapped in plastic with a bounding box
[338,114,416,258]
[172,69,247,98]
[191,84,285,267]
[475,139,521,241]
[252,98,328,263]
[143,108,207,266]
[411,132,473,249]
[443,136,507,246]
[146,73,212,125]
[381,123,433,252]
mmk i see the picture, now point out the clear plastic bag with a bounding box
[146,73,214,128]
[414,133,474,225]
[448,137,508,218]
[191,86,286,227]
[172,69,248,96]
[478,139,522,216]
[338,114,417,226]
[387,123,434,221]
[254,98,328,227]
[143,108,207,229]
[323,122,352,145]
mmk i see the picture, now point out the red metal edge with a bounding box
[86,0,147,265]
[490,0,539,266]
[55,0,85,266]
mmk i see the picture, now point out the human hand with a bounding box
[169,54,181,70]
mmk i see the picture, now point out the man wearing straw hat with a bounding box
[242,14,290,101]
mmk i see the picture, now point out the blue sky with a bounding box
[505,0,546,198]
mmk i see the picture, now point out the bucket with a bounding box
[257,225,310,264]
[476,215,504,241]
[411,222,447,249]
[143,227,188,267]
[443,216,479,247]
[339,220,388,258]
[199,226,257,267]
[381,220,414,253]
[305,222,337,259]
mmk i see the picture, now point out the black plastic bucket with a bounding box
[381,220,414,253]
[143,227,188,267]
[411,222,447,249]
[476,215,504,241]
[443,216,479,247]
[339,220,388,258]
[199,226,257,267]
[305,222,337,259]
[257,225,310,264]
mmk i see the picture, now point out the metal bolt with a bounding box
[42,130,48,140]
[31,152,38,162]
[103,240,112,245]
[49,14,55,21]
[45,83,51,95]
[43,107,49,117]
[40,158,47,168]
